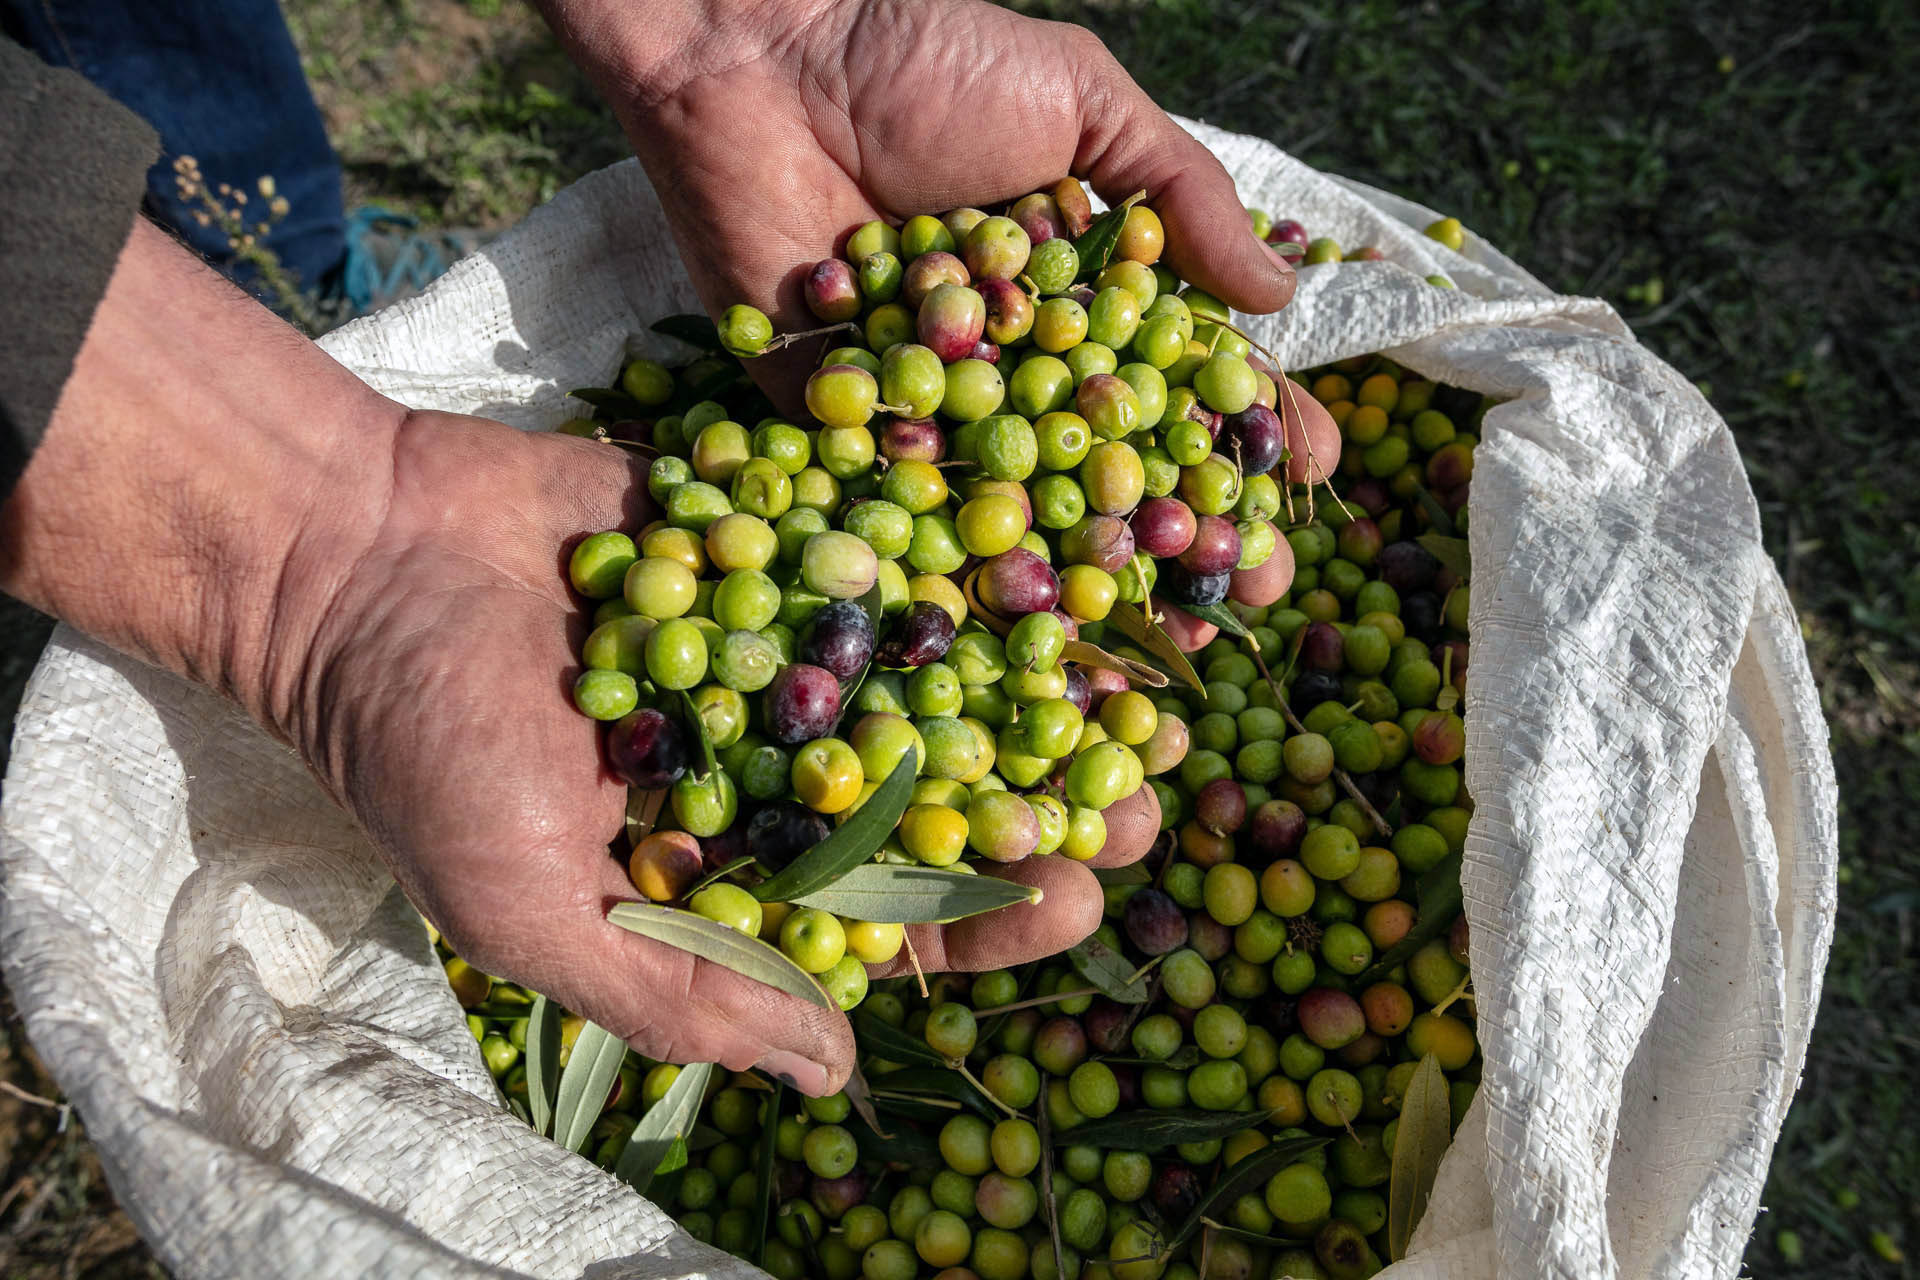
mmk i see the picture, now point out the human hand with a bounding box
[283,413,1161,1093]
[542,0,1295,408]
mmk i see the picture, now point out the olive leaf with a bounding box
[1068,936,1153,1004]
[650,313,723,350]
[1173,600,1255,642]
[787,864,1039,923]
[677,689,721,781]
[1167,1134,1329,1251]
[751,1080,784,1264]
[1417,533,1472,581]
[550,1020,629,1154]
[864,1066,997,1119]
[685,855,761,899]
[614,1060,715,1195]
[566,386,649,420]
[843,1060,893,1139]
[851,1008,948,1068]
[1061,639,1170,689]
[1060,1107,1275,1152]
[836,585,890,717]
[853,1112,943,1167]
[1091,862,1153,886]
[625,786,669,846]
[1388,1054,1453,1259]
[1409,482,1456,537]
[1350,852,1463,989]
[750,755,917,904]
[525,994,563,1138]
[1108,602,1204,692]
[1073,190,1147,280]
[607,902,833,1009]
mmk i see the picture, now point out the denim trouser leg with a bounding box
[3,0,347,293]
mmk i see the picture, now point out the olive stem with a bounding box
[950,1060,1021,1120]
[1430,972,1474,1018]
[868,1089,964,1111]
[1247,644,1394,839]
[1124,952,1170,987]
[901,930,930,999]
[759,321,859,354]
[969,986,1102,1019]
[1038,1070,1069,1280]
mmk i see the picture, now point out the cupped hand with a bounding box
[288,412,1156,1094]
[599,0,1294,407]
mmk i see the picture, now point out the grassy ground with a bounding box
[2,0,1912,1274]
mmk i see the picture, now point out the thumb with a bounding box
[1073,47,1296,315]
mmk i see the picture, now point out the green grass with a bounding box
[1,0,1911,1274]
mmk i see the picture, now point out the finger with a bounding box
[1276,379,1343,485]
[1072,41,1295,316]
[1230,524,1294,606]
[1084,783,1161,868]
[869,856,1103,978]
[458,857,856,1096]
[1157,602,1218,652]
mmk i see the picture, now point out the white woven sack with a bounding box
[1,120,1835,1280]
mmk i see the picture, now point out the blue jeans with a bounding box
[3,0,347,295]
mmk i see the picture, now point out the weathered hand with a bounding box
[546,0,1294,407]
[287,414,1158,1092]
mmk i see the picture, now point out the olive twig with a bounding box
[969,987,1101,1019]
[901,930,930,999]
[1247,644,1394,839]
[756,321,860,355]
[1430,973,1474,1018]
[1038,1071,1068,1280]
[950,1060,1021,1120]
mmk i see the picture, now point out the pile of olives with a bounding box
[449,213,1488,1273]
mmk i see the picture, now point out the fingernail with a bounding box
[756,1049,828,1096]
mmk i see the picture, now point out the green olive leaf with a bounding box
[606,901,833,1009]
[1409,482,1457,537]
[863,1066,998,1119]
[1350,852,1464,989]
[1108,602,1204,692]
[566,386,649,421]
[685,855,761,899]
[843,1060,893,1140]
[1168,1134,1329,1251]
[1061,639,1170,689]
[786,864,1039,923]
[751,1080,785,1264]
[853,1111,943,1167]
[1417,533,1472,581]
[851,1007,948,1068]
[650,313,723,351]
[1388,1054,1454,1259]
[1068,936,1154,1005]
[625,786,669,847]
[1073,190,1147,281]
[677,689,721,781]
[550,1020,629,1154]
[524,993,563,1138]
[1059,1107,1275,1151]
[750,754,917,904]
[615,1060,715,1195]
[1090,862,1153,886]
[1172,600,1256,642]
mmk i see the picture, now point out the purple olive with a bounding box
[1224,403,1288,474]
[748,802,831,872]
[1124,888,1189,956]
[799,600,876,681]
[875,600,957,669]
[606,708,690,789]
[763,664,844,744]
[804,258,862,323]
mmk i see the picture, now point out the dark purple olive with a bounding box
[1124,888,1189,956]
[799,601,875,681]
[606,708,689,790]
[1224,403,1287,474]
[1152,1163,1203,1220]
[1290,670,1344,713]
[1188,911,1233,962]
[763,664,844,744]
[1301,622,1346,672]
[1063,665,1092,716]
[1377,540,1440,594]
[1402,591,1443,641]
[1247,800,1307,858]
[875,600,957,669]
[1161,564,1231,607]
[1083,1000,1131,1055]
[748,802,831,872]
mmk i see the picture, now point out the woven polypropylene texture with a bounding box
[0,120,1835,1280]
